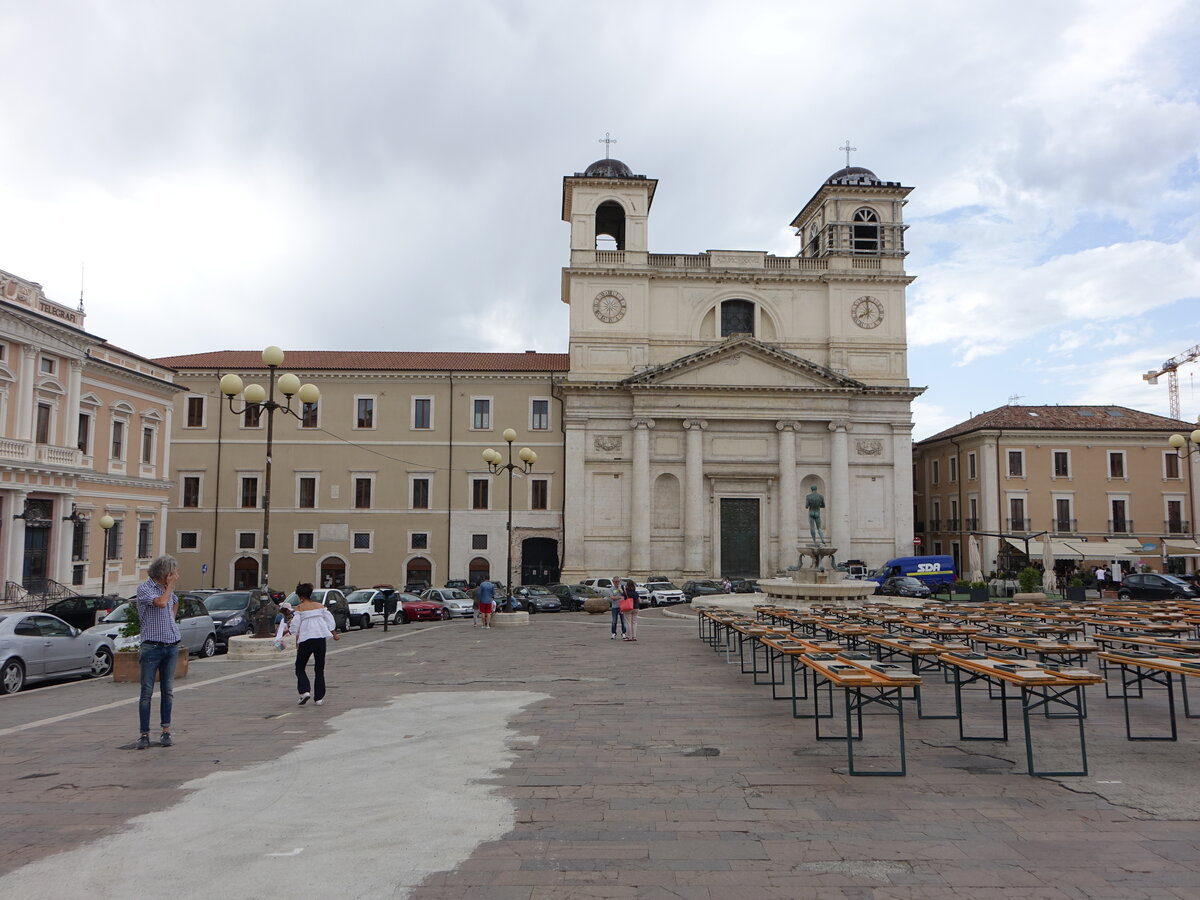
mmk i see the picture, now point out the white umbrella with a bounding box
[1042,538,1056,594]
[968,534,984,584]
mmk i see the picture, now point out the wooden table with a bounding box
[1098,649,1200,741]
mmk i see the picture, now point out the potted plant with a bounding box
[953,578,971,596]
[1064,575,1086,603]
[1014,566,1045,602]
[969,580,989,603]
[111,598,189,683]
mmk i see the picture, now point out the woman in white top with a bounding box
[289,583,339,705]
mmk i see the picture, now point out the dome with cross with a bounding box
[826,166,881,185]
[583,157,634,178]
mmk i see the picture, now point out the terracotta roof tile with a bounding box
[919,405,1194,444]
[153,350,570,373]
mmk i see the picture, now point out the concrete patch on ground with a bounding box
[0,691,546,900]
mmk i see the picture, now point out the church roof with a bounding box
[582,157,635,178]
[918,405,1192,444]
[153,350,570,373]
[826,166,884,185]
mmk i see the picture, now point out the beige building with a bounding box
[153,351,567,592]
[914,405,1200,575]
[556,158,923,581]
[0,268,181,600]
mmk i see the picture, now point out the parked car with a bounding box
[1117,573,1200,601]
[875,576,932,599]
[393,593,450,624]
[730,579,762,594]
[41,595,121,631]
[404,581,430,594]
[546,583,600,611]
[682,580,724,602]
[513,586,562,613]
[443,579,469,590]
[580,577,619,597]
[2,612,116,694]
[314,589,352,631]
[345,589,389,629]
[631,583,652,607]
[421,588,473,618]
[201,591,256,646]
[643,581,686,606]
[88,596,218,658]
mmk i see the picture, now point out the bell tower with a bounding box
[561,157,657,264]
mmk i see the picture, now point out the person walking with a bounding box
[134,555,182,749]
[621,578,639,642]
[609,574,627,640]
[273,602,294,650]
[290,582,339,705]
[477,578,496,628]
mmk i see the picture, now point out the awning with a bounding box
[1164,541,1200,558]
[1005,539,1151,561]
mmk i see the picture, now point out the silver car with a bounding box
[87,596,218,658]
[421,588,473,618]
[1,612,116,694]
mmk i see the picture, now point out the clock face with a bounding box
[593,289,626,323]
[851,296,884,329]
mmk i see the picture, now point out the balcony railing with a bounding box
[0,439,83,468]
[964,518,979,531]
[945,518,961,531]
[928,519,941,531]
[1166,520,1192,534]
[1107,520,1134,534]
[1007,517,1028,531]
[1052,518,1078,535]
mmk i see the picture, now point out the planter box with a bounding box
[112,649,189,683]
[1064,586,1087,603]
[969,588,989,603]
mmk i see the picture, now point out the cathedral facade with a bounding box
[556,158,923,581]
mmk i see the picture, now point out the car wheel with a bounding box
[360,614,371,630]
[90,646,114,678]
[2,659,27,694]
[200,635,218,658]
[651,598,659,607]
[395,612,408,625]
[1118,590,1132,600]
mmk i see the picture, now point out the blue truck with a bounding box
[867,555,956,588]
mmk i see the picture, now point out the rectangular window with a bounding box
[353,532,371,550]
[179,531,198,550]
[1167,499,1185,533]
[35,403,51,444]
[111,421,125,459]
[354,477,372,509]
[77,413,91,453]
[297,532,315,550]
[472,533,487,550]
[1007,450,1024,477]
[1053,450,1070,478]
[413,397,432,429]
[243,404,262,428]
[1108,451,1125,478]
[241,476,259,508]
[472,478,489,510]
[141,427,154,464]
[356,397,375,429]
[531,399,549,431]
[1110,499,1128,533]
[137,522,152,559]
[182,476,201,508]
[106,520,123,559]
[40,356,56,374]
[967,452,976,481]
[411,532,428,550]
[186,396,205,428]
[1055,498,1073,533]
[412,477,430,510]
[298,477,316,509]
[1009,497,1026,531]
[931,459,940,485]
[72,520,88,561]
[301,401,319,428]
[531,478,548,510]
[472,398,491,430]
[1165,452,1181,479]
[948,456,958,483]
[238,532,256,550]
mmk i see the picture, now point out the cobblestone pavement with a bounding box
[1,610,1198,899]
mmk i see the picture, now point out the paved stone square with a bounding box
[0,610,1198,899]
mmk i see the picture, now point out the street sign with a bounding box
[913,537,922,546]
[202,563,208,573]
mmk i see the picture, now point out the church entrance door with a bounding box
[720,498,760,579]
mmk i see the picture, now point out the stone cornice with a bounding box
[562,267,914,286]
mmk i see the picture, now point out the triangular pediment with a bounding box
[623,336,865,391]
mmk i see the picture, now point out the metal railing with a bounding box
[1107,519,1134,534]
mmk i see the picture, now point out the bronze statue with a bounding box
[805,485,826,546]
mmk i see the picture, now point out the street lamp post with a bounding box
[99,515,114,597]
[483,428,536,611]
[1168,430,1200,546]
[219,347,320,632]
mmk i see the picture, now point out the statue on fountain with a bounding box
[805,485,826,546]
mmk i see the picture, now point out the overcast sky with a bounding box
[2,0,1198,439]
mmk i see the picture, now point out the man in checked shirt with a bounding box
[135,555,183,749]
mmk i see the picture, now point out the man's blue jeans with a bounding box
[610,608,626,636]
[138,642,179,734]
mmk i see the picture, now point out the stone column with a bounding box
[682,418,707,573]
[6,489,28,585]
[56,494,77,584]
[16,345,37,442]
[829,420,851,553]
[979,440,1000,570]
[559,418,588,581]
[65,358,84,451]
[776,420,799,571]
[891,423,914,557]
[629,418,654,574]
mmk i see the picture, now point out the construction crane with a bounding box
[1144,343,1200,420]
